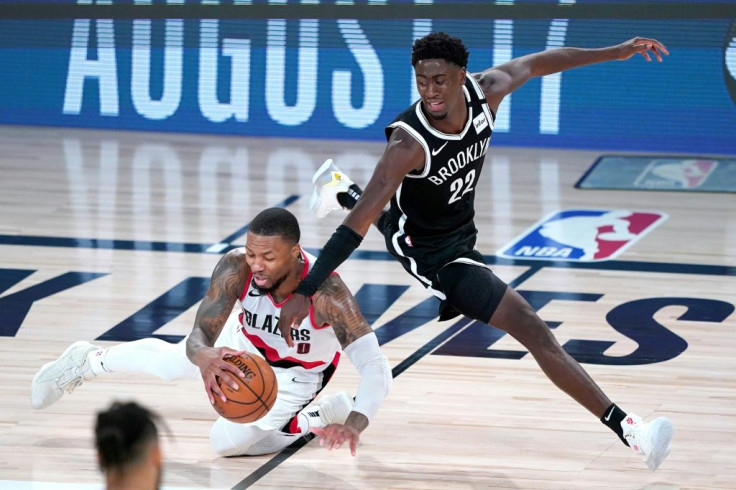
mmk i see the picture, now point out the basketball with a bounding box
[211,353,278,423]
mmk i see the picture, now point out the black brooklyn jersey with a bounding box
[384,75,494,239]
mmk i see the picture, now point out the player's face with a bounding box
[245,231,300,293]
[414,59,466,121]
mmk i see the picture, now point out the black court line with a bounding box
[231,265,545,488]
[233,317,473,489]
[231,435,314,490]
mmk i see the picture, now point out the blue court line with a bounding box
[0,233,733,276]
[0,235,213,253]
[0,195,302,255]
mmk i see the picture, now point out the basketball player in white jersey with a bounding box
[279,33,674,471]
[31,208,391,457]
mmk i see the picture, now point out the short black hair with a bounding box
[411,32,469,68]
[249,207,300,245]
[95,401,161,471]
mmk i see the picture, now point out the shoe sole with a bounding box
[312,159,334,184]
[645,417,674,471]
[30,340,94,409]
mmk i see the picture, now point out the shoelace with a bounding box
[58,368,84,394]
[63,377,84,394]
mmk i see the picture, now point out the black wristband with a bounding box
[295,225,363,297]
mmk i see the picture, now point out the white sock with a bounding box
[86,347,111,378]
[85,338,199,381]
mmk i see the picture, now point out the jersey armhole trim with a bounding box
[388,121,431,179]
[467,74,497,123]
[240,270,252,301]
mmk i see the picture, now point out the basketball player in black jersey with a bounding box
[279,32,673,470]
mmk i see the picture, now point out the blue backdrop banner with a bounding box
[1,10,735,154]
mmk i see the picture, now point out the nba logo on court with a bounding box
[497,209,668,262]
[634,159,719,189]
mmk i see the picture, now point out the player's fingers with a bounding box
[220,371,241,390]
[207,379,228,403]
[332,434,347,451]
[648,39,668,56]
[309,427,325,445]
[220,347,246,357]
[349,437,358,457]
[217,361,245,382]
[277,320,294,348]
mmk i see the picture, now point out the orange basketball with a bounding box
[211,353,278,423]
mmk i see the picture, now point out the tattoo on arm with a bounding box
[345,411,369,433]
[186,251,248,361]
[313,275,372,350]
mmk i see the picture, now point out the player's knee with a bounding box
[209,419,262,457]
[503,300,560,351]
[209,423,241,456]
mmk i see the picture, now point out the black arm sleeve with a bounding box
[295,225,363,297]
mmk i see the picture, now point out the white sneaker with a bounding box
[621,414,674,471]
[31,341,99,409]
[313,391,354,426]
[309,159,357,219]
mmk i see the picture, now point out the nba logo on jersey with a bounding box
[497,209,668,262]
[634,159,718,189]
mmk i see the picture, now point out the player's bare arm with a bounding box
[186,249,250,403]
[313,274,373,434]
[313,275,373,348]
[476,37,668,114]
[343,127,425,236]
[276,128,425,343]
[311,274,392,455]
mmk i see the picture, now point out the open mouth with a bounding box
[425,100,444,112]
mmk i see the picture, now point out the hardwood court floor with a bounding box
[0,125,734,489]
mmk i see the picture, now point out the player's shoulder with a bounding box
[315,273,349,297]
[214,248,249,276]
[223,247,247,263]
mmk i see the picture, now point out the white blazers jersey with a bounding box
[237,248,341,376]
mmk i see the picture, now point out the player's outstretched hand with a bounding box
[277,293,311,348]
[311,424,361,456]
[194,346,246,404]
[617,37,669,62]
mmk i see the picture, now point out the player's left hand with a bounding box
[277,292,311,348]
[310,424,361,456]
[617,37,669,62]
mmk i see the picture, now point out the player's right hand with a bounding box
[277,293,311,348]
[310,424,361,456]
[193,346,246,404]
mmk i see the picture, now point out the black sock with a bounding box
[336,184,362,210]
[601,403,629,446]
